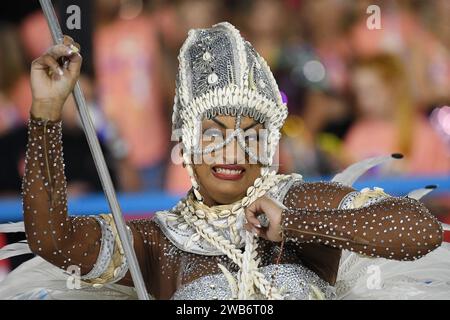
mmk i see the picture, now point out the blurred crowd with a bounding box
[1,0,450,199]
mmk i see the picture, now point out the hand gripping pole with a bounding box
[39,0,149,300]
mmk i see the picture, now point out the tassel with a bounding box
[332,153,403,186]
[407,185,437,200]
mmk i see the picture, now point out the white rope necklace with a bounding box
[176,169,290,299]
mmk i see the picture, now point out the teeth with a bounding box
[214,167,243,175]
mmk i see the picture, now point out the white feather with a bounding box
[0,241,31,260]
[407,187,436,200]
[332,154,401,186]
[0,221,25,233]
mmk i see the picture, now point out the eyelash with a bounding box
[245,134,258,142]
[202,128,261,141]
[203,129,223,138]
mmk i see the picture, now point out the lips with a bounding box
[212,164,245,181]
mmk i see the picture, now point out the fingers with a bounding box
[33,54,63,77]
[62,35,82,76]
[47,35,81,63]
[33,44,82,80]
[45,43,76,60]
[245,200,263,228]
[63,35,74,46]
[243,196,284,242]
[63,35,81,53]
[38,35,82,78]
[66,49,82,77]
[244,223,264,238]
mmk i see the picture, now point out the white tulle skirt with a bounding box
[0,243,449,300]
[336,242,450,299]
[0,255,138,300]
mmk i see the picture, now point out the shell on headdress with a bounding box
[172,22,287,158]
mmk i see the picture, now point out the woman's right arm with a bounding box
[23,36,149,287]
[24,36,106,276]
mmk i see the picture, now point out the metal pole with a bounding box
[39,0,150,300]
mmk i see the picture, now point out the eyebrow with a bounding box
[243,121,260,131]
[211,118,260,131]
[211,118,227,129]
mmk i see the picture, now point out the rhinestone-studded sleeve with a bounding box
[22,115,163,291]
[281,181,443,261]
[23,115,105,275]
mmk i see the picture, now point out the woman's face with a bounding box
[192,115,264,206]
[351,67,393,119]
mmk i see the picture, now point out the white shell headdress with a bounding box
[172,22,287,200]
[172,22,288,200]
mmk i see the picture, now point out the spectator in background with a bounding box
[0,72,126,197]
[60,74,140,194]
[416,0,450,105]
[299,0,352,93]
[154,0,226,106]
[0,24,29,194]
[94,0,169,191]
[0,24,30,130]
[242,0,287,68]
[271,25,350,177]
[18,10,52,61]
[163,0,225,195]
[420,0,450,55]
[17,10,53,120]
[245,0,353,177]
[279,89,345,177]
[0,22,45,272]
[348,0,450,112]
[344,54,450,175]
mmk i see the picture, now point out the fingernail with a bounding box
[256,224,262,228]
[69,44,79,53]
[58,68,64,76]
[66,45,73,54]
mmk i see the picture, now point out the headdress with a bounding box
[172,22,290,299]
[173,22,288,199]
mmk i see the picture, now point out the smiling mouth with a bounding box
[212,165,245,181]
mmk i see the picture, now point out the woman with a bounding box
[344,54,450,175]
[0,23,449,300]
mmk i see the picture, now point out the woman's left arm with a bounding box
[245,181,443,261]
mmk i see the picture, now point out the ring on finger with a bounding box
[257,214,270,228]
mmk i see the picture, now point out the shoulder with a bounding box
[127,216,163,240]
[265,173,302,204]
[150,209,229,256]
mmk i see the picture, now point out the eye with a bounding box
[244,132,259,142]
[203,128,223,139]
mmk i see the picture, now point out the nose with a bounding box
[222,136,246,165]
